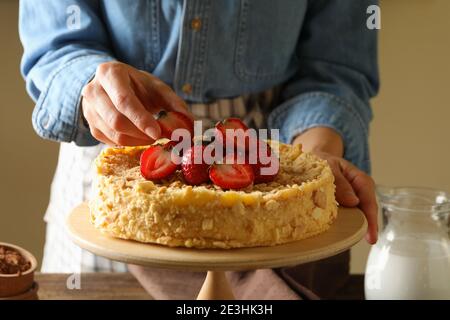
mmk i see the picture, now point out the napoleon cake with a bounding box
[89,115,338,248]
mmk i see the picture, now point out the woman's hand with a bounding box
[81,61,192,146]
[293,127,378,244]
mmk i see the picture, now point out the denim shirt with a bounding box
[19,0,379,173]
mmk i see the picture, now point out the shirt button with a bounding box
[182,83,193,95]
[190,18,202,31]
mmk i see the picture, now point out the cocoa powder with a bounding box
[0,246,31,275]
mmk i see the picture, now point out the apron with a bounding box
[41,89,350,299]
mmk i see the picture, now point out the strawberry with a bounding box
[209,157,254,190]
[214,118,250,152]
[181,145,210,185]
[157,111,194,140]
[140,142,180,180]
[247,140,279,184]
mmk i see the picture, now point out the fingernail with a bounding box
[365,233,377,244]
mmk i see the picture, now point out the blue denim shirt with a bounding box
[19,0,379,172]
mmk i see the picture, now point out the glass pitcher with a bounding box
[365,186,450,300]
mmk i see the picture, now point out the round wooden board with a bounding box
[67,203,367,271]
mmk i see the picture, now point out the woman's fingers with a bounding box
[136,70,194,120]
[95,114,154,146]
[96,63,161,139]
[352,174,378,244]
[82,103,115,145]
[340,160,379,244]
[83,61,194,146]
[83,101,154,146]
[129,79,160,114]
[307,151,378,244]
[330,161,360,207]
[82,83,151,141]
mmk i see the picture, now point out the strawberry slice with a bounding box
[215,118,250,151]
[140,142,180,180]
[157,111,194,140]
[248,140,279,184]
[181,145,210,185]
[209,157,254,190]
[216,118,248,132]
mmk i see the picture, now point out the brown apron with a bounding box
[128,252,350,300]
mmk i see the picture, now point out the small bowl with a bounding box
[0,242,38,298]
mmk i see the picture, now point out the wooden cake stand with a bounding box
[67,203,367,300]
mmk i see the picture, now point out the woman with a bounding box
[19,0,379,299]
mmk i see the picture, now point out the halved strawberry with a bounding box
[247,140,279,184]
[181,145,210,185]
[214,118,250,151]
[209,158,254,190]
[140,142,180,180]
[157,111,194,140]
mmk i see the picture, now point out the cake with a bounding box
[89,141,338,249]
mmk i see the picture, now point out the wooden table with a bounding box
[35,273,364,300]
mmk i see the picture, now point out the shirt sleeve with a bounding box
[267,0,379,173]
[19,0,116,146]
